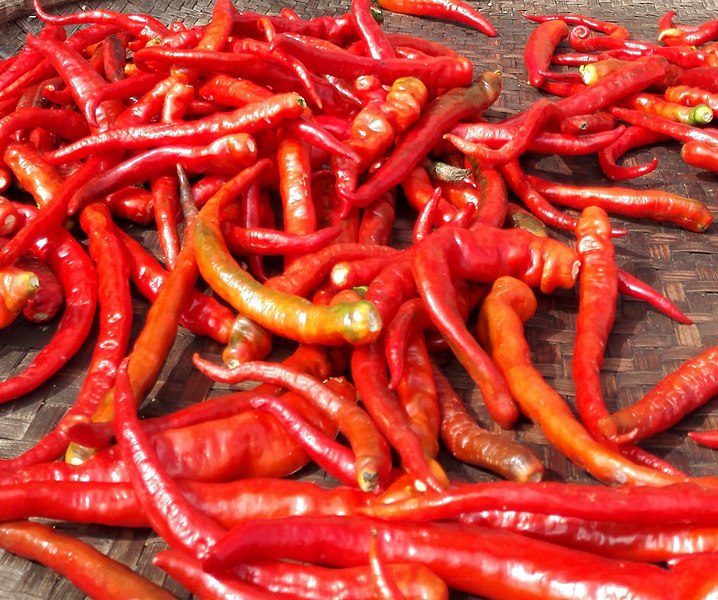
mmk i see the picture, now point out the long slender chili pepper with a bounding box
[341,72,502,208]
[195,161,382,346]
[45,92,306,166]
[476,276,688,486]
[598,346,718,444]
[352,0,395,60]
[621,92,714,126]
[560,111,617,135]
[610,106,718,147]
[378,0,495,36]
[597,126,667,180]
[526,174,713,232]
[190,358,392,492]
[521,12,630,38]
[0,520,174,600]
[524,20,570,88]
[202,514,683,599]
[433,364,545,483]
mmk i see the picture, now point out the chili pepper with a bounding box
[665,85,718,116]
[611,106,718,148]
[330,255,398,291]
[113,358,226,558]
[221,314,273,368]
[688,430,718,449]
[433,364,545,482]
[46,92,306,166]
[412,186,441,243]
[597,125,667,180]
[249,393,358,487]
[526,174,713,232]
[0,520,174,599]
[0,24,66,93]
[67,133,258,213]
[101,32,129,83]
[195,161,382,346]
[466,162,508,228]
[277,127,316,246]
[357,190,397,246]
[616,269,692,325]
[660,18,718,47]
[621,92,714,126]
[0,205,97,404]
[0,198,18,237]
[553,55,671,120]
[0,267,37,327]
[572,206,618,441]
[378,0,494,36]
[269,32,474,88]
[445,98,557,165]
[524,20,570,88]
[368,528,407,600]
[343,73,502,209]
[681,140,718,172]
[597,346,718,444]
[522,12,630,38]
[84,72,165,126]
[475,276,687,486]
[352,0,395,60]
[153,550,276,599]
[191,358,392,492]
[149,175,181,270]
[32,0,170,42]
[0,107,89,149]
[675,67,718,93]
[230,10,357,46]
[203,514,685,598]
[222,221,341,258]
[560,111,618,135]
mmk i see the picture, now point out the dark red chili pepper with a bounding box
[598,346,718,444]
[526,174,713,232]
[681,140,718,172]
[46,92,306,166]
[597,125,667,180]
[269,32,474,88]
[433,365,545,482]
[378,0,495,36]
[524,20,570,88]
[101,33,129,83]
[0,520,174,599]
[342,72,502,209]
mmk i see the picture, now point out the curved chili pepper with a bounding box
[342,72,502,209]
[610,106,718,147]
[195,161,382,346]
[330,255,397,291]
[203,514,685,598]
[598,346,718,444]
[475,276,687,486]
[524,20,570,88]
[269,33,474,88]
[681,140,718,173]
[0,107,90,149]
[660,18,718,47]
[0,23,66,93]
[378,0,495,36]
[412,186,441,243]
[665,85,718,116]
[597,126,666,180]
[522,12,630,38]
[616,269,692,325]
[222,221,341,257]
[466,163,508,228]
[433,364,545,483]
[526,174,713,232]
[0,520,174,600]
[191,358,392,492]
[352,0,395,60]
[46,92,306,166]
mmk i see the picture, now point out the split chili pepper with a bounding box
[191,358,392,492]
[526,174,713,232]
[412,226,581,429]
[0,520,175,600]
[433,365,545,483]
[195,161,382,346]
[598,346,718,444]
[475,276,688,487]
[377,0,495,36]
[269,33,474,89]
[341,72,502,209]
[597,126,667,180]
[524,20,570,88]
[45,92,306,166]
[681,140,718,173]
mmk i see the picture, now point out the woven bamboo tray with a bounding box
[1,0,718,597]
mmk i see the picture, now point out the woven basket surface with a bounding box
[1,0,718,597]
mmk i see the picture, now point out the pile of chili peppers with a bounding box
[0,0,717,597]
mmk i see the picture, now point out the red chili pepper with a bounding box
[610,105,718,147]
[675,67,718,93]
[681,140,718,173]
[621,92,714,126]
[0,520,174,599]
[616,269,692,325]
[665,85,718,116]
[524,20,570,88]
[357,190,397,246]
[378,0,495,36]
[560,111,618,135]
[688,430,718,449]
[526,174,713,232]
[597,125,667,180]
[351,0,395,60]
[0,107,90,149]
[522,12,630,38]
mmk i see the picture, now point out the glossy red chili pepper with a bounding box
[351,0,395,60]
[0,24,66,92]
[526,174,713,232]
[524,20,570,88]
[0,107,89,148]
[378,0,495,36]
[46,92,306,166]
[610,106,718,147]
[598,346,718,444]
[468,162,508,228]
[665,85,718,116]
[675,67,718,93]
[357,190,397,246]
[688,430,718,449]
[149,175,181,270]
[522,12,630,38]
[14,252,63,323]
[412,186,441,242]
[559,111,617,135]
[682,140,718,172]
[597,125,666,180]
[341,72,502,208]
[433,364,545,483]
[0,520,174,599]
[621,92,714,126]
[277,127,316,244]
